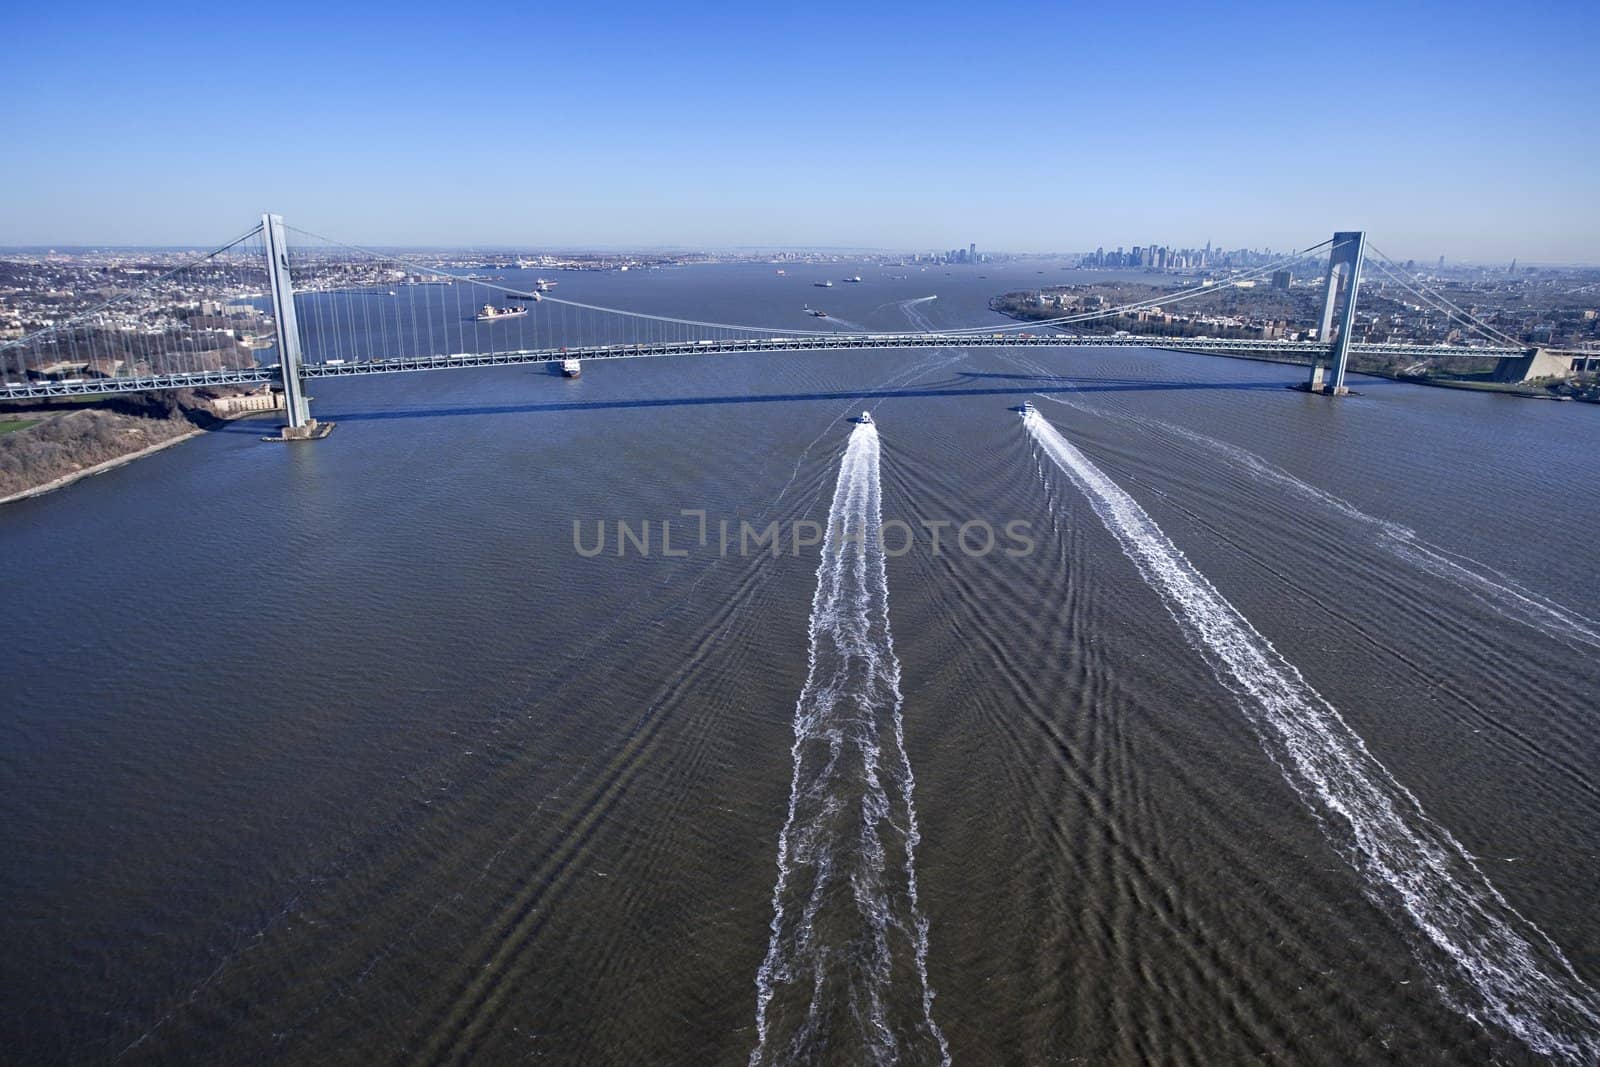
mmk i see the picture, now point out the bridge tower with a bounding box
[261,213,318,437]
[1307,230,1366,395]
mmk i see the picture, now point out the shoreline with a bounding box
[0,427,208,507]
[0,409,270,507]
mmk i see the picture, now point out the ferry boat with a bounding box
[855,411,873,425]
[477,303,528,321]
[561,358,582,378]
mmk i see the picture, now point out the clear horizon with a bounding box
[5,0,1597,263]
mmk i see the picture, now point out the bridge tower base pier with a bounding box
[1306,231,1366,396]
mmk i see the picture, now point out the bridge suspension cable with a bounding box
[0,224,271,388]
[933,240,1335,336]
[283,226,846,344]
[1365,246,1526,349]
[281,225,1343,348]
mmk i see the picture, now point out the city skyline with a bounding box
[5,0,1598,262]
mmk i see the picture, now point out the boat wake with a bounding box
[897,296,939,332]
[1022,385,1600,654]
[751,421,949,1067]
[1023,407,1600,1062]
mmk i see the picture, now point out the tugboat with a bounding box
[855,410,873,425]
[477,303,528,321]
[561,358,582,378]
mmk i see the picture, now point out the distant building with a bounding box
[1271,270,1293,291]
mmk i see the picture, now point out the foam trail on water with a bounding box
[1023,408,1600,1062]
[1024,380,1600,653]
[898,296,939,332]
[1138,414,1600,652]
[751,421,949,1067]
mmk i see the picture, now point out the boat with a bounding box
[1016,401,1035,416]
[844,275,862,283]
[815,280,833,288]
[855,411,873,425]
[477,303,528,321]
[807,307,828,317]
[535,279,558,292]
[561,358,582,378]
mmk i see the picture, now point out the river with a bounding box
[2,260,1597,1064]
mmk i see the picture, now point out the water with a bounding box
[751,420,947,1067]
[1,260,1597,1064]
[1024,407,1600,1061]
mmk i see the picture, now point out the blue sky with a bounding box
[4,0,1597,261]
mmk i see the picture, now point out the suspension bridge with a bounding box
[0,216,1565,439]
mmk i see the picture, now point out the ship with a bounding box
[535,279,558,291]
[814,280,833,288]
[561,358,582,378]
[844,275,863,283]
[855,411,873,425]
[477,303,528,321]
[1015,401,1035,416]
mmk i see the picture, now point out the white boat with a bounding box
[856,410,873,425]
[561,358,582,378]
[844,275,862,283]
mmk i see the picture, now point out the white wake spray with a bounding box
[1024,407,1600,1062]
[751,421,949,1067]
[1024,382,1600,653]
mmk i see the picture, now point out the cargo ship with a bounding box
[477,303,528,321]
[814,280,833,288]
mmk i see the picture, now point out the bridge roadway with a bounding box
[0,332,1528,401]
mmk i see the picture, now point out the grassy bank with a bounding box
[0,391,231,500]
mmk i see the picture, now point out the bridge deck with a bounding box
[0,333,1525,401]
